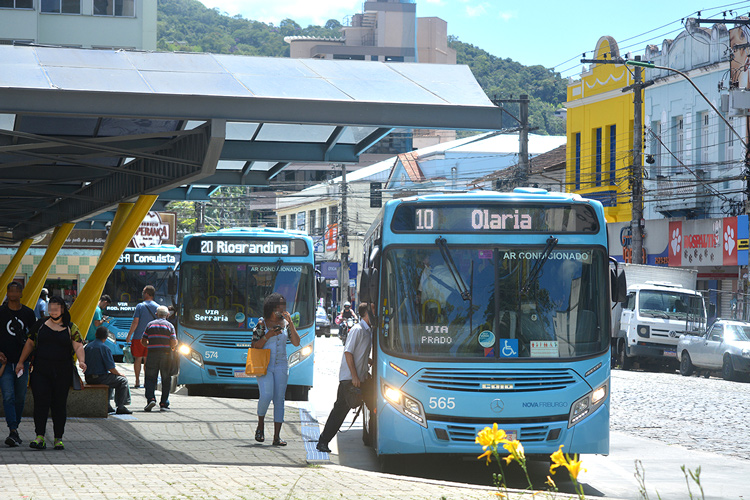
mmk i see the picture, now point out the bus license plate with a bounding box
[664,350,677,357]
[234,370,250,378]
[505,431,517,441]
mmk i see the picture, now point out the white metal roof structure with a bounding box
[0,45,501,241]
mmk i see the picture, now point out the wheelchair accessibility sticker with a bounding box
[499,339,519,358]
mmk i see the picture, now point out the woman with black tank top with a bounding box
[16,296,86,450]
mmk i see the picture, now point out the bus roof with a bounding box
[185,227,310,239]
[123,245,181,253]
[384,188,593,206]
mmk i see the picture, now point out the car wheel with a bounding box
[679,352,694,376]
[618,341,631,370]
[722,355,736,381]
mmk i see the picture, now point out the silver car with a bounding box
[677,320,750,380]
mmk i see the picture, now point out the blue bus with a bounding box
[102,245,180,359]
[358,189,623,458]
[176,227,316,400]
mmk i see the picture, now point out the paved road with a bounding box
[311,334,750,500]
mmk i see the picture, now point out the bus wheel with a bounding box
[618,342,631,370]
[362,406,375,447]
[291,386,309,401]
[187,385,206,397]
[113,355,124,363]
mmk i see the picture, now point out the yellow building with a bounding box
[565,36,641,222]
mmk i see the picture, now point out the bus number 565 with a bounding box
[429,397,455,410]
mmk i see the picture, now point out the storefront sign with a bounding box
[130,212,176,248]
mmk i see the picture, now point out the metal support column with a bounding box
[21,223,75,310]
[0,239,33,304]
[70,196,156,331]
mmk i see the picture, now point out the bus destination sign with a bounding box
[391,204,599,234]
[117,252,178,266]
[185,237,309,256]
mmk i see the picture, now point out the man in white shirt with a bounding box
[317,303,372,453]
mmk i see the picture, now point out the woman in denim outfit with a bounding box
[251,293,300,446]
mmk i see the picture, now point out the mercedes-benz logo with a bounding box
[490,399,504,413]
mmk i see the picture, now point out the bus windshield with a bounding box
[180,262,314,330]
[381,245,609,360]
[103,268,174,316]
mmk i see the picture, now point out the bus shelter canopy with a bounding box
[0,45,501,242]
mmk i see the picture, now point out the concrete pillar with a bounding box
[21,223,75,310]
[0,239,33,304]
[70,196,156,331]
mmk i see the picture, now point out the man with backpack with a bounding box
[125,286,159,389]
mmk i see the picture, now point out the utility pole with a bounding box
[339,164,349,308]
[195,201,205,233]
[581,55,651,264]
[491,96,531,187]
[519,94,530,185]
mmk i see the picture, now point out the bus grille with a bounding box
[417,368,577,393]
[444,423,551,443]
[200,334,254,349]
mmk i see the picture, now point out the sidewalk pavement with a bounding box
[0,365,575,500]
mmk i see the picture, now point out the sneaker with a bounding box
[5,430,22,447]
[29,436,45,450]
[144,400,156,412]
[115,407,132,415]
[316,441,331,453]
[53,438,64,450]
[159,403,170,412]
[107,405,116,413]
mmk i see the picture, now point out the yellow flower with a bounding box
[477,449,493,465]
[502,454,513,465]
[549,445,567,474]
[545,476,557,489]
[502,440,525,461]
[475,423,507,449]
[566,456,586,480]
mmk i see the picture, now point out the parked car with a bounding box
[315,306,331,337]
[677,319,750,380]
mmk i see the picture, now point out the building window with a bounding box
[609,125,616,186]
[0,0,33,8]
[319,207,327,233]
[576,132,581,189]
[330,205,339,226]
[41,0,80,13]
[289,213,296,231]
[279,215,286,230]
[701,112,710,167]
[309,210,317,235]
[594,128,602,187]
[673,116,683,174]
[93,0,134,16]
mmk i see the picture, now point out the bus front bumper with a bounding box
[377,401,609,456]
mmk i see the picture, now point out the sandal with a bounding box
[272,437,287,446]
[255,427,264,443]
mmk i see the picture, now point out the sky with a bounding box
[196,0,750,78]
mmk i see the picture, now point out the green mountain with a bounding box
[156,0,566,135]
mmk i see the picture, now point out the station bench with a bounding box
[0,384,110,418]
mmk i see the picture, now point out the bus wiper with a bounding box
[521,236,558,294]
[435,237,471,301]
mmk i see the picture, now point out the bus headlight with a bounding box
[178,344,203,368]
[382,381,426,428]
[568,381,608,428]
[107,331,116,342]
[178,344,191,356]
[288,344,313,367]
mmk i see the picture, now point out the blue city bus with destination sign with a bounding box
[358,189,624,458]
[176,227,316,399]
[102,245,180,360]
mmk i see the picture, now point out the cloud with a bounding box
[465,3,489,17]
[498,10,515,21]
[197,0,360,26]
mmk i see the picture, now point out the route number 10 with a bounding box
[416,209,434,230]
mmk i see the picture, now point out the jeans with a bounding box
[85,372,131,408]
[318,380,354,445]
[144,349,172,405]
[257,364,288,423]
[0,361,30,430]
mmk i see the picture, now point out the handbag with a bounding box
[169,348,180,377]
[72,368,83,390]
[344,382,363,409]
[245,347,270,376]
[123,345,134,364]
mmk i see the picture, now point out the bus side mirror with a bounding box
[359,268,372,304]
[611,269,627,303]
[367,268,379,306]
[168,275,177,295]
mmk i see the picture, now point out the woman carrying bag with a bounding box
[16,296,86,451]
[251,293,300,446]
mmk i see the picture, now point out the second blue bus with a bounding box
[176,227,316,400]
